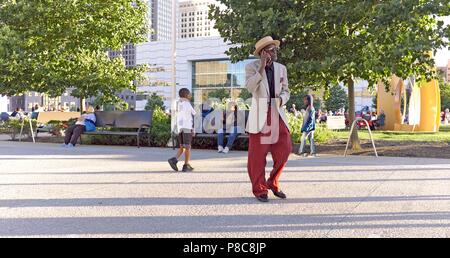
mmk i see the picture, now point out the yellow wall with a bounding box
[377,76,403,130]
[378,76,441,132]
[418,79,440,132]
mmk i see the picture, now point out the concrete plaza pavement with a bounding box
[1,140,450,237]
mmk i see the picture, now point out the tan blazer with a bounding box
[245,60,290,134]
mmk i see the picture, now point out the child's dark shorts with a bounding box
[178,129,193,148]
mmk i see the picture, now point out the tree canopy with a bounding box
[0,0,148,109]
[211,0,449,89]
[324,84,349,112]
[210,0,450,149]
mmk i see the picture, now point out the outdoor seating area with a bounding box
[81,111,154,148]
[0,0,450,243]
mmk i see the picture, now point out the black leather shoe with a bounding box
[272,190,287,199]
[168,157,178,172]
[256,194,269,203]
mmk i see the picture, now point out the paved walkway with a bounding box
[1,140,450,237]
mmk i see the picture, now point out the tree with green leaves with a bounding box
[210,0,449,150]
[438,71,450,110]
[0,0,148,112]
[208,88,231,102]
[145,93,166,111]
[287,91,321,112]
[324,84,348,113]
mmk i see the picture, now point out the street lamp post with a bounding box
[170,0,177,145]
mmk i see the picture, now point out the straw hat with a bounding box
[253,36,280,56]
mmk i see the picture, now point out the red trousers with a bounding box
[248,108,292,197]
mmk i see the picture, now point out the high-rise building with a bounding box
[148,0,175,41]
[179,0,220,39]
[446,59,450,82]
[0,95,8,112]
[109,44,137,68]
[7,90,84,112]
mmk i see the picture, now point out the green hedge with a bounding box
[287,112,336,144]
[77,109,336,148]
[44,108,337,147]
[0,118,37,140]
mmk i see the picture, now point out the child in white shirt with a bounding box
[168,88,196,172]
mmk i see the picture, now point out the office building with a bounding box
[446,59,450,82]
[148,0,175,41]
[136,36,374,111]
[0,95,8,112]
[7,90,83,112]
[109,44,137,68]
[136,36,253,109]
[179,0,220,39]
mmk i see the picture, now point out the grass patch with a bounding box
[334,127,450,142]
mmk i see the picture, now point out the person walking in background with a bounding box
[445,108,450,125]
[246,36,292,203]
[168,88,196,172]
[63,106,96,148]
[297,94,316,157]
[217,101,240,154]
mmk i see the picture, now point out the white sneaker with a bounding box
[223,147,229,154]
[310,153,317,157]
[62,144,68,148]
[218,146,224,153]
[67,143,74,148]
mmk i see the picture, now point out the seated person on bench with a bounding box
[63,106,96,148]
[373,110,386,129]
[217,102,240,154]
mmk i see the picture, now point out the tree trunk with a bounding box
[79,97,86,113]
[348,78,361,150]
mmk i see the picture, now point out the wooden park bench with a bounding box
[35,112,81,136]
[172,110,249,149]
[81,111,153,148]
[18,111,80,142]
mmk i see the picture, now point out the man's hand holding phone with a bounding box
[259,50,271,74]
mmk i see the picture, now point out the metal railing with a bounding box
[19,114,36,143]
[344,117,378,157]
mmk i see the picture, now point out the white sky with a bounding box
[435,16,450,67]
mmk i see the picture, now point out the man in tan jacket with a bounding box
[246,36,292,202]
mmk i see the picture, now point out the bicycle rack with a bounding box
[19,114,36,143]
[344,117,378,157]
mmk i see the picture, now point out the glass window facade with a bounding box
[192,59,254,104]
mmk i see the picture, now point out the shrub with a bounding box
[0,118,37,140]
[191,135,248,150]
[47,120,70,136]
[149,107,171,147]
[287,112,336,144]
[145,93,166,111]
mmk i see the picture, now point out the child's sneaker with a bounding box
[296,152,307,157]
[310,153,318,158]
[168,157,179,172]
[66,143,74,148]
[218,146,224,153]
[222,147,229,154]
[182,164,194,172]
[62,144,68,148]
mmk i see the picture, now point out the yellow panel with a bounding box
[418,79,439,132]
[377,75,402,130]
